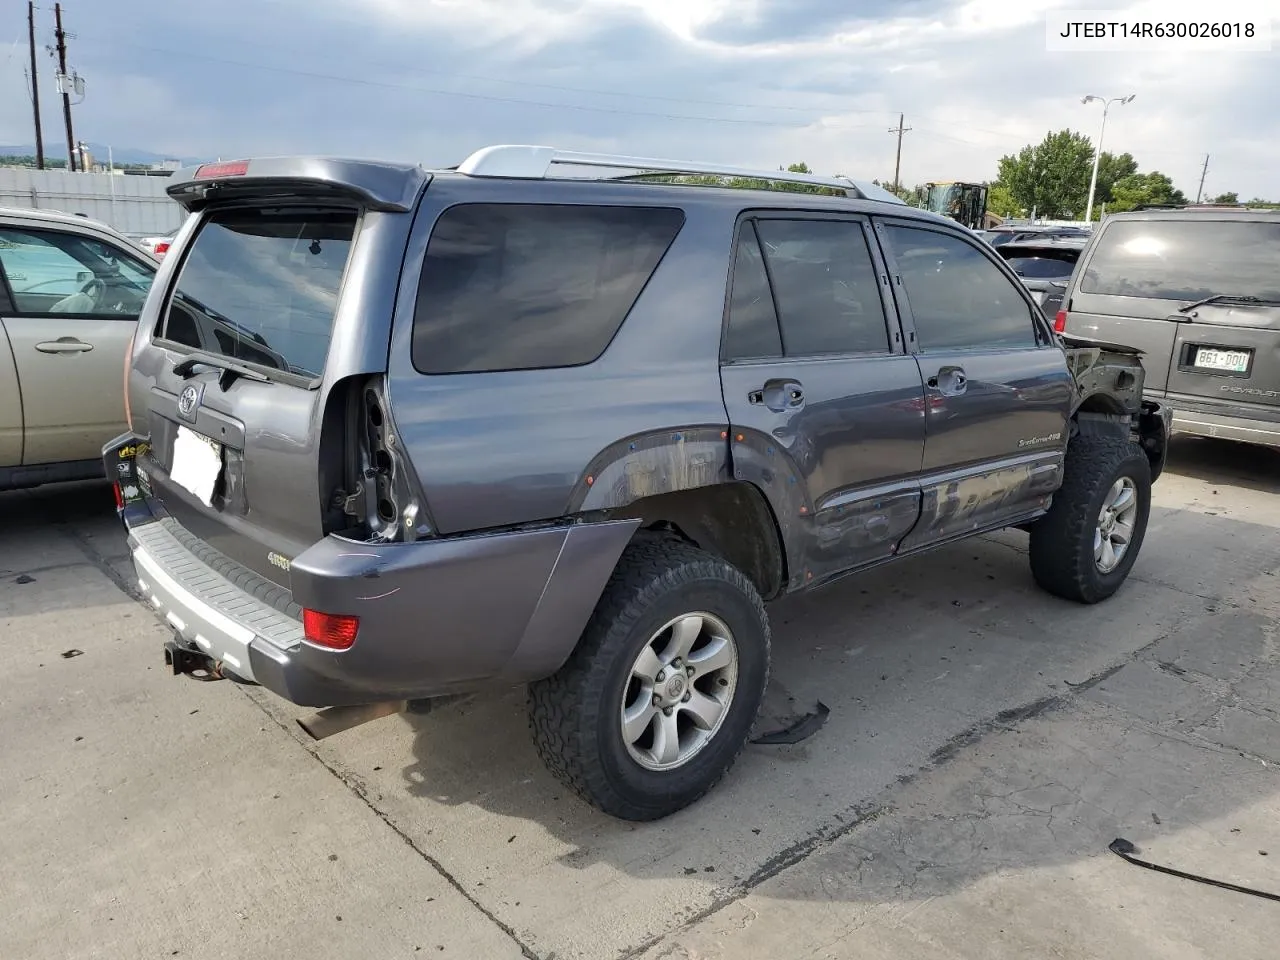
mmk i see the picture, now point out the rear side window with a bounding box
[158,207,357,380]
[412,204,684,374]
[1081,219,1280,301]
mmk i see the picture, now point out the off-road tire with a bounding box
[1029,435,1152,604]
[528,537,770,821]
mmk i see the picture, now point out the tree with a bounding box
[986,182,1022,218]
[1212,191,1239,204]
[1107,172,1188,213]
[997,129,1095,219]
[1094,151,1138,204]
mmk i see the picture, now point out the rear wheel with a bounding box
[528,537,770,821]
[1029,435,1152,603]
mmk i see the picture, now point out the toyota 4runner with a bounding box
[105,146,1171,821]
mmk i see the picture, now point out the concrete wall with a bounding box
[0,167,185,235]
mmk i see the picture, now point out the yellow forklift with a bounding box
[923,181,989,230]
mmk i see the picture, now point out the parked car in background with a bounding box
[106,148,1169,822]
[0,206,159,490]
[977,224,1091,247]
[994,235,1087,318]
[133,228,178,259]
[1057,207,1280,449]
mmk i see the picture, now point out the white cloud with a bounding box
[0,0,1275,199]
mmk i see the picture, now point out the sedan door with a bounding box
[0,224,155,466]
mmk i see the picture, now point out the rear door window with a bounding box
[1081,219,1280,301]
[722,224,783,361]
[755,218,890,356]
[411,204,684,374]
[157,207,358,381]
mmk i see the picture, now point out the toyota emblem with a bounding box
[177,384,201,420]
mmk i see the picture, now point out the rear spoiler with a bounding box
[166,157,432,213]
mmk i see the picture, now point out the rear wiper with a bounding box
[1178,294,1280,313]
[173,351,271,389]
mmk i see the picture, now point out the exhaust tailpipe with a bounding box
[297,701,409,740]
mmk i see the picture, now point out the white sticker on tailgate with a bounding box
[170,426,223,507]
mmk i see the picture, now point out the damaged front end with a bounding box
[1061,333,1173,483]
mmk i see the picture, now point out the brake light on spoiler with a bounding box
[193,160,250,179]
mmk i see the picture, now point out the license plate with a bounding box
[1193,346,1251,373]
[170,426,223,506]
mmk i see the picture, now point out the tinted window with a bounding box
[723,225,782,360]
[159,208,356,379]
[1002,255,1078,279]
[0,227,154,318]
[756,219,888,356]
[412,204,683,374]
[1080,219,1280,301]
[886,224,1036,350]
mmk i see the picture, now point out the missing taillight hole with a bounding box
[367,400,384,428]
[374,449,392,473]
[377,498,396,522]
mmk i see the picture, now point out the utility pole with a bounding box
[54,3,76,172]
[888,114,911,193]
[1195,154,1209,204]
[27,1,45,169]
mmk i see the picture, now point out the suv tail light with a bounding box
[303,609,360,650]
[153,242,170,257]
[1053,309,1068,333]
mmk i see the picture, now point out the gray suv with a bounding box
[105,147,1171,820]
[1056,207,1280,448]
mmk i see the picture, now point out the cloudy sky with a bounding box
[3,0,1277,199]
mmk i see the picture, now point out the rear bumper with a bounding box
[108,435,640,707]
[1171,410,1280,447]
[1150,394,1280,448]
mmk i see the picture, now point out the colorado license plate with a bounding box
[1193,347,1251,373]
[170,426,223,507]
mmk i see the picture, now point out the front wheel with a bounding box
[528,538,770,821]
[1029,435,1152,604]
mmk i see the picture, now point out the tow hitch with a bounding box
[164,639,227,682]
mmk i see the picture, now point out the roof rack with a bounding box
[453,144,906,205]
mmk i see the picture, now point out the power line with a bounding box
[91,40,877,129]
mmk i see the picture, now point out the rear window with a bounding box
[1002,254,1078,279]
[1081,219,1280,302]
[158,207,357,380]
[411,203,683,374]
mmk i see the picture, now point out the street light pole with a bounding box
[1081,94,1134,223]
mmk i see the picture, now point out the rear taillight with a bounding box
[303,609,360,651]
[194,160,249,179]
[112,482,124,511]
[153,242,170,257]
[1053,309,1068,333]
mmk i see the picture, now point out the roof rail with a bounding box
[453,144,906,205]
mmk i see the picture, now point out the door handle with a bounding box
[750,379,805,412]
[927,366,967,395]
[35,338,94,354]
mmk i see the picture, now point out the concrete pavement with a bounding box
[1,436,1277,959]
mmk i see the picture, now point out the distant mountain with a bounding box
[0,143,203,165]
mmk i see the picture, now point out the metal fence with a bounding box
[0,167,184,235]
